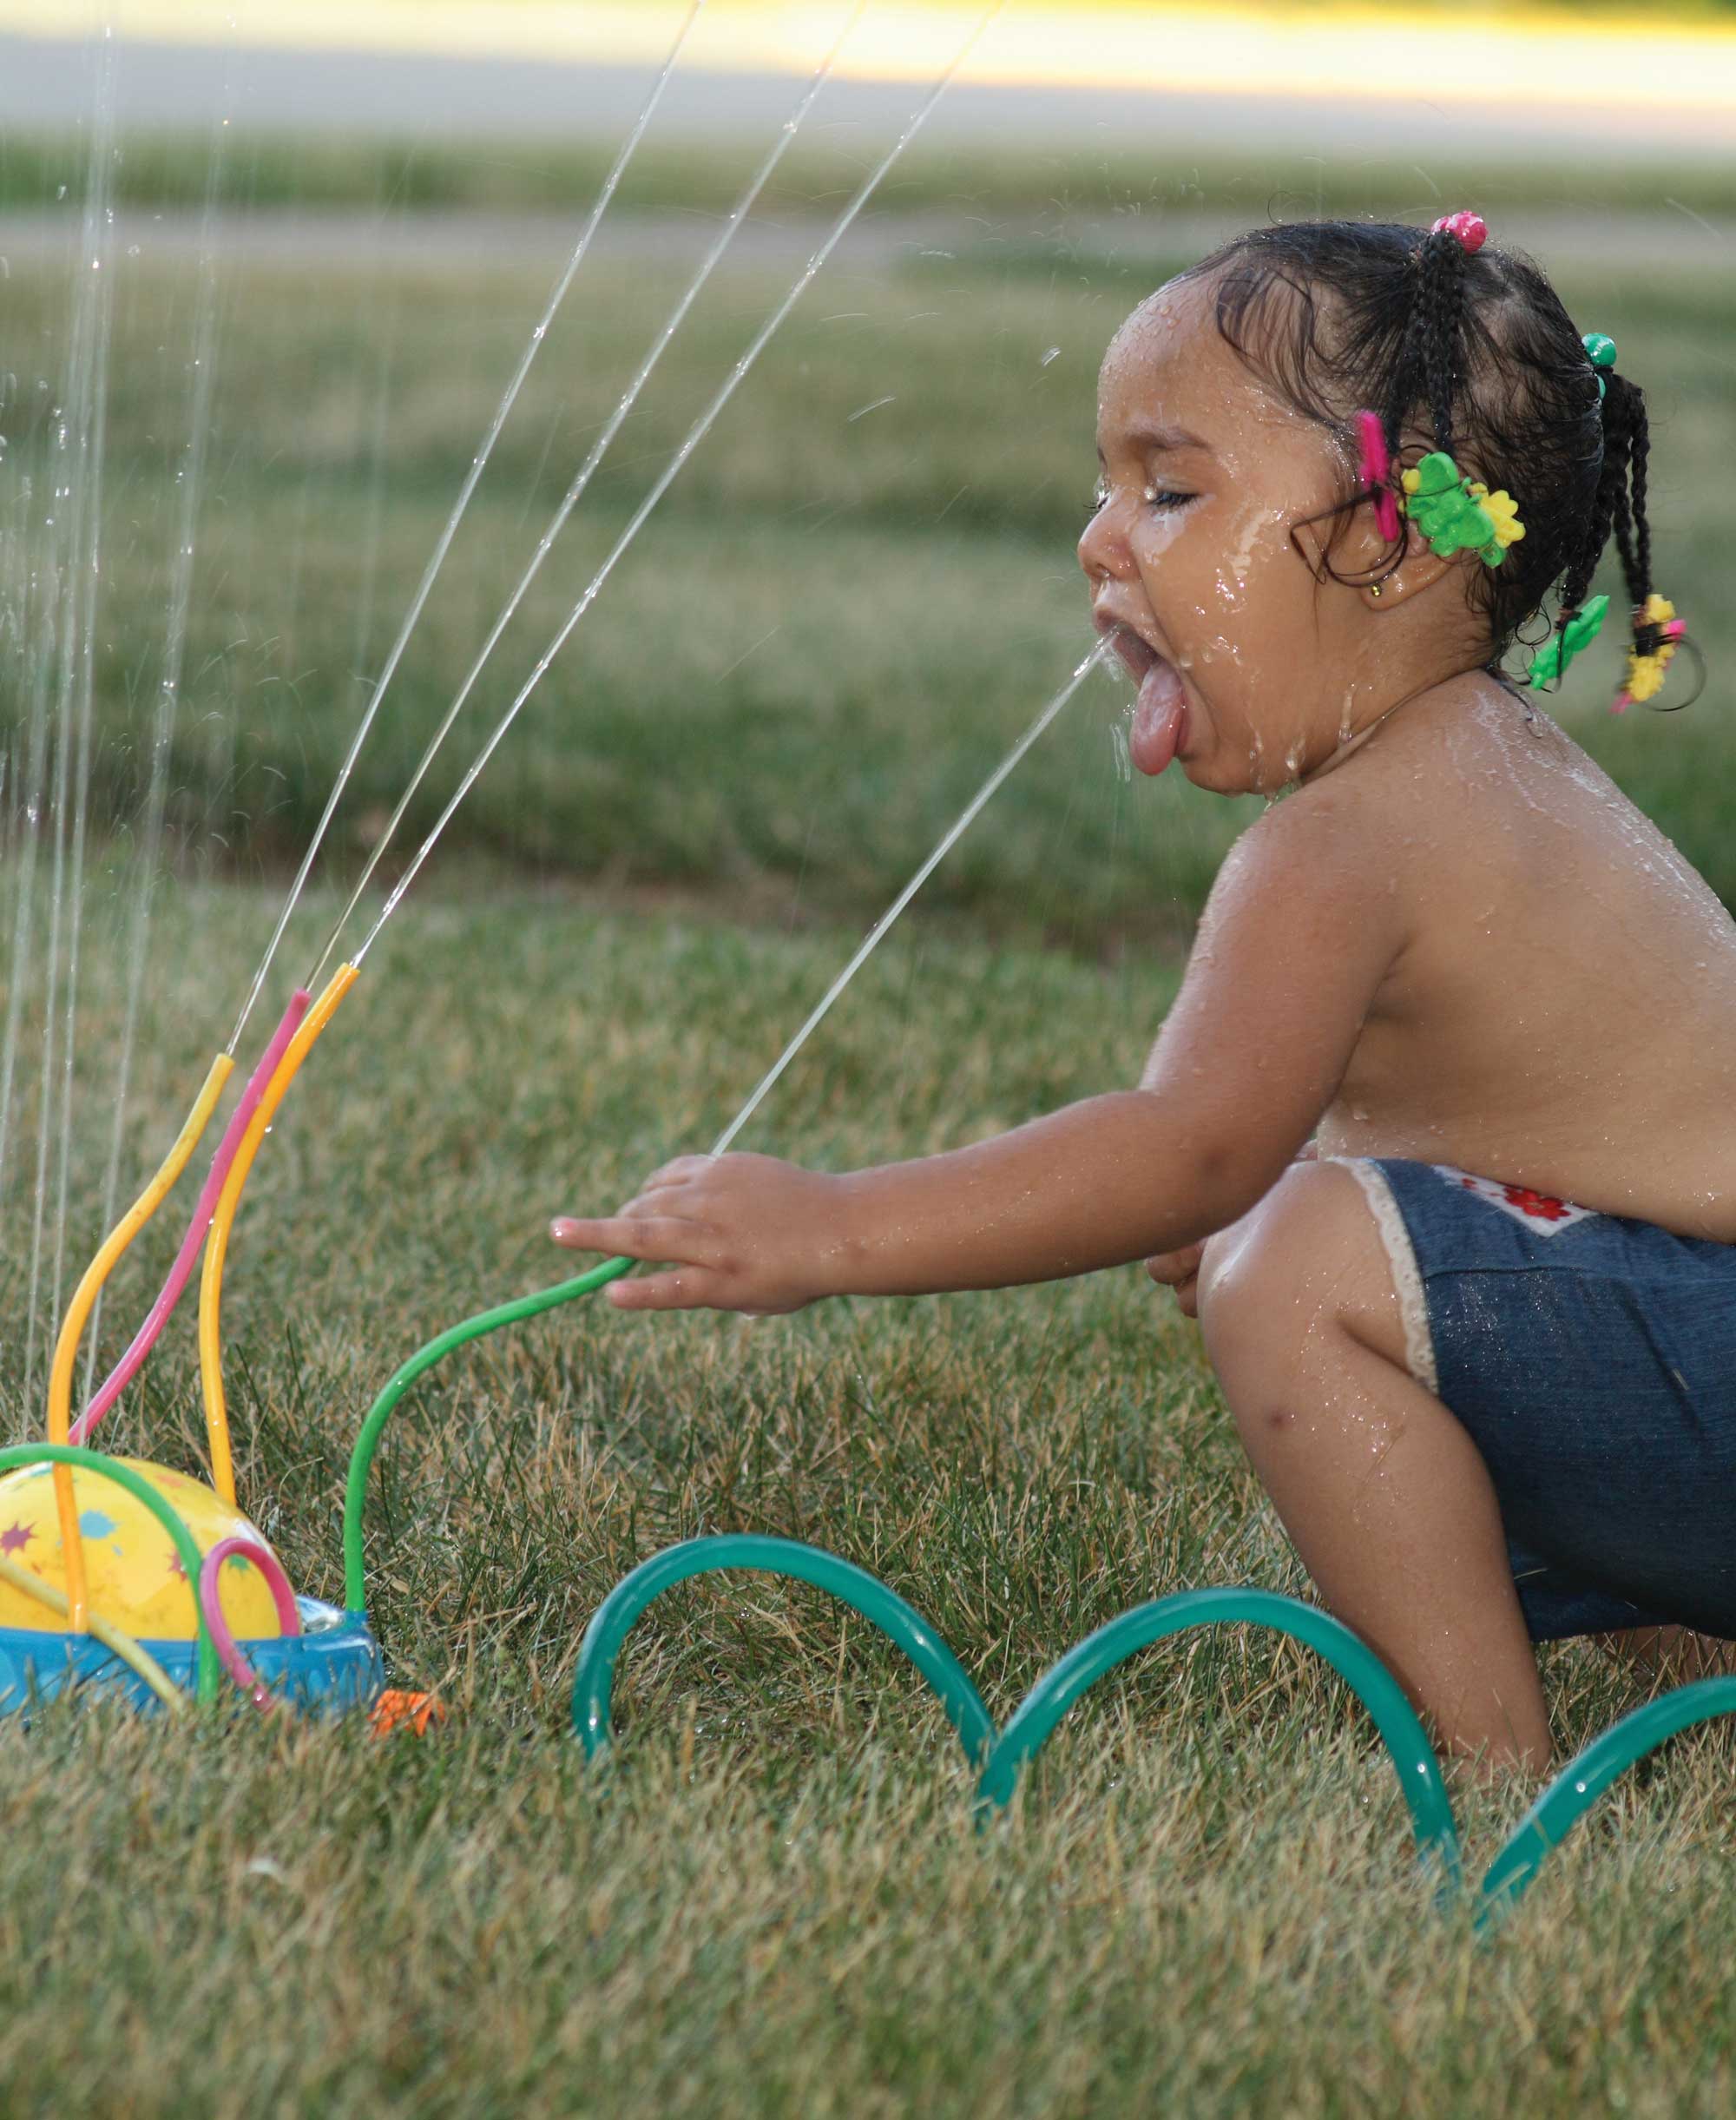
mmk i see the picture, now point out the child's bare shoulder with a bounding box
[1282,674,1586,891]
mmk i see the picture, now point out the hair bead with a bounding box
[1430,210,1488,254]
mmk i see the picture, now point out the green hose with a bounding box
[343,1256,631,1614]
[569,1533,996,1767]
[0,1444,218,1702]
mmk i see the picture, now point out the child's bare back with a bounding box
[1307,670,1736,1239]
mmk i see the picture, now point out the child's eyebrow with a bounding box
[1095,422,1217,467]
[1123,420,1215,456]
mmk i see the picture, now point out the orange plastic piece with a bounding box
[368,1689,448,1739]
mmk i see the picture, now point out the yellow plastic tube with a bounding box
[46,1052,234,1632]
[198,965,358,1506]
[0,1552,184,1714]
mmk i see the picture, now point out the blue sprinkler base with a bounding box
[0,1597,385,1717]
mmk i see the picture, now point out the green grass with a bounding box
[4,157,1736,2109]
[0,882,1732,2115]
[3,225,1735,954]
[9,129,1736,221]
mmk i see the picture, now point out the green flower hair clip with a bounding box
[1398,451,1525,569]
[1523,593,1609,688]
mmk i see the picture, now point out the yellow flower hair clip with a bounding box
[1466,481,1524,551]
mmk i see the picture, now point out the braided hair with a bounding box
[1169,219,1699,708]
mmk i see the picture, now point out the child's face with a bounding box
[1080,274,1440,793]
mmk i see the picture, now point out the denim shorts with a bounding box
[1331,1155,1736,1643]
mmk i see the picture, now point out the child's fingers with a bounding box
[549,1214,707,1262]
[1144,1241,1206,1287]
[630,1159,709,1203]
[606,1270,719,1313]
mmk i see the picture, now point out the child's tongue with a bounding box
[1130,657,1187,776]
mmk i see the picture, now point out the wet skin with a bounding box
[1084,272,1736,1241]
[558,270,1736,1297]
[552,270,1736,1765]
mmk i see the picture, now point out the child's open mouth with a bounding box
[1108,625,1189,777]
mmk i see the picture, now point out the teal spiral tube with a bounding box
[1477,1674,1736,1922]
[345,1285,1736,1925]
[571,1533,996,1768]
[973,1587,1462,1892]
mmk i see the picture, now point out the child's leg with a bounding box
[1193,1159,1553,1774]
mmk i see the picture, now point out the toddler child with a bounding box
[552,213,1734,1774]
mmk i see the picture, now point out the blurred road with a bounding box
[3,26,1734,162]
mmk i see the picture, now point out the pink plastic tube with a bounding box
[199,1536,302,1711]
[73,990,311,1444]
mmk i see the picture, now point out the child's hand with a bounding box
[549,1154,853,1316]
[1145,1241,1207,1317]
[1145,1145,1318,1317]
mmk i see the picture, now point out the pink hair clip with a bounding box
[1355,408,1402,543]
[1430,210,1487,254]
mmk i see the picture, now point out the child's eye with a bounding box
[1083,484,1195,520]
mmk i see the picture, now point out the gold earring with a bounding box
[1370,583,1384,598]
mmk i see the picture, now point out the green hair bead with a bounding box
[1582,332,1616,403]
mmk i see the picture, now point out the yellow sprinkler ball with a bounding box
[0,1460,288,1642]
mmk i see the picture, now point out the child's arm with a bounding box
[552,780,1410,1313]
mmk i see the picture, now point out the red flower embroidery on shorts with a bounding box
[1438,1163,1595,1234]
[1501,1185,1573,1222]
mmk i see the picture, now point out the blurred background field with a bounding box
[3,5,1736,2110]
[3,179,1733,952]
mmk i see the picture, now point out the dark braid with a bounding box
[1612,378,1663,653]
[1392,227,1470,461]
[1556,371,1674,671]
[1556,378,1631,616]
[1168,218,1697,708]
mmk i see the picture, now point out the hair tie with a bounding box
[1612,592,1687,713]
[1430,211,1487,254]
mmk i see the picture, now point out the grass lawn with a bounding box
[0,883,1731,2115]
[3,145,1736,2111]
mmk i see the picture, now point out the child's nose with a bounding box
[1078,500,1134,585]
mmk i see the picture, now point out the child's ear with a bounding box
[1291,504,1393,588]
[1359,525,1466,611]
